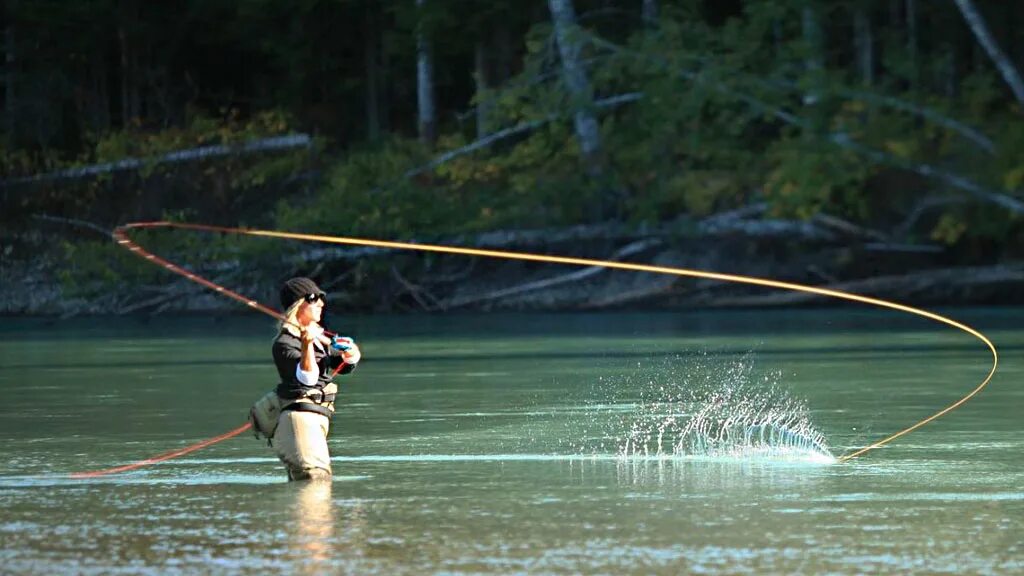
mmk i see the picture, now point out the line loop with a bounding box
[106,221,997,464]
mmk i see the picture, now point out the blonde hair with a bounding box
[278,299,304,337]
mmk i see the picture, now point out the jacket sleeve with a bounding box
[272,337,304,384]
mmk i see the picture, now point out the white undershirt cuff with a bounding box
[295,364,319,386]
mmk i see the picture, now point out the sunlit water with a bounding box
[1,309,1021,573]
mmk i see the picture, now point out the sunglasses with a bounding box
[303,293,326,305]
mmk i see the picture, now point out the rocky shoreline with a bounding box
[4,221,1023,317]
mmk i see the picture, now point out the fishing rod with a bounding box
[73,220,998,476]
[69,225,352,478]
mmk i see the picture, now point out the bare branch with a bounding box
[404,92,642,180]
[390,265,438,311]
[953,0,1024,108]
[828,132,1024,214]
[2,134,311,188]
[894,196,968,237]
[33,214,112,237]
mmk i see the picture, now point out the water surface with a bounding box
[1,309,1021,573]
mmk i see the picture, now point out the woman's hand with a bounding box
[342,344,361,365]
[329,335,361,364]
[302,323,325,345]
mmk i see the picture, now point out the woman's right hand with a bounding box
[301,323,324,344]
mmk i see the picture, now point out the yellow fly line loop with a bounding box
[117,221,999,462]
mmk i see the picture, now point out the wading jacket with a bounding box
[272,330,356,400]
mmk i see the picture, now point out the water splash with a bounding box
[566,351,834,463]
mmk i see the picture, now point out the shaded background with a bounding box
[1,0,1023,314]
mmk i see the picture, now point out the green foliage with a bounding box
[0,143,64,179]
[275,125,592,240]
[276,139,415,236]
[90,109,305,176]
[8,0,1024,289]
[764,136,872,219]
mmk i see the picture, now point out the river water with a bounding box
[1,308,1021,574]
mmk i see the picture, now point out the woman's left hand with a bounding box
[342,343,361,365]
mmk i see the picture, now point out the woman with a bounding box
[271,276,361,481]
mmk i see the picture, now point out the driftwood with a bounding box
[582,278,676,308]
[698,207,836,241]
[862,242,943,254]
[13,215,1021,314]
[810,212,888,242]
[284,205,882,265]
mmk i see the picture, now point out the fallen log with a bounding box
[2,134,311,188]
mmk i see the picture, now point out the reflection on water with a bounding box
[289,481,334,574]
[285,479,375,573]
[610,459,829,490]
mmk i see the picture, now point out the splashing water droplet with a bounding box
[561,351,834,463]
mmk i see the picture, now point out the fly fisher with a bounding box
[250,276,361,481]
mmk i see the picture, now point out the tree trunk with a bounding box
[415,0,436,145]
[642,0,657,24]
[953,0,1024,108]
[494,21,512,84]
[364,4,380,142]
[379,18,391,134]
[943,44,957,98]
[117,24,140,126]
[91,56,111,133]
[889,0,901,26]
[474,40,490,139]
[801,4,824,110]
[547,0,604,178]
[3,23,14,131]
[854,8,874,86]
[906,0,917,90]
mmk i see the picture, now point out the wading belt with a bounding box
[282,401,334,418]
[279,388,336,404]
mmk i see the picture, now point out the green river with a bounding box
[1,308,1021,574]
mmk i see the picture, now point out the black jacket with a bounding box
[272,330,356,399]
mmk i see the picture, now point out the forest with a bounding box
[1,0,1023,315]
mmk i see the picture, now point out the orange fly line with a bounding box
[98,220,998,468]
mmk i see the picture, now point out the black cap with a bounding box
[280,277,325,308]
